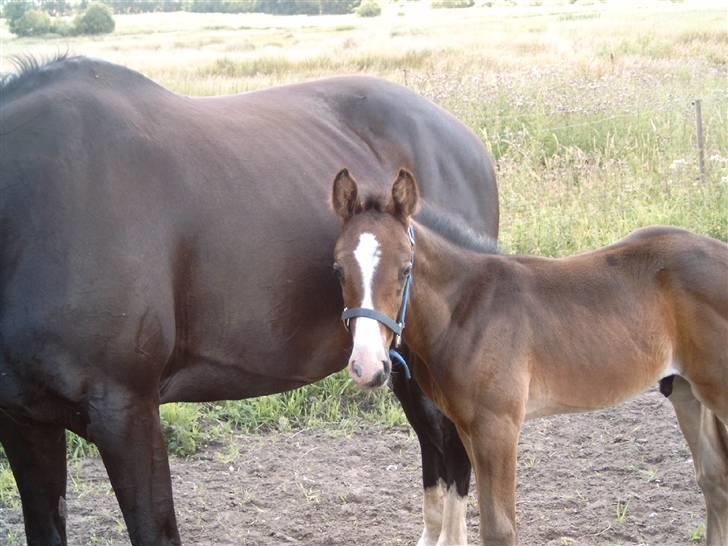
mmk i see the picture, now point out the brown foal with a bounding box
[330,168,728,545]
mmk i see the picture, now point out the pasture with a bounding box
[1,1,726,544]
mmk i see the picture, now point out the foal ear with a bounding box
[389,168,420,221]
[331,168,361,221]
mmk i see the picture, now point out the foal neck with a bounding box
[405,222,496,359]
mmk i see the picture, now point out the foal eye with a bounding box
[333,263,345,283]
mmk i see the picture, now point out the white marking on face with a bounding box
[354,232,380,308]
[352,233,385,350]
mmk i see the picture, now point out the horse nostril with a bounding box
[351,361,363,378]
[382,360,391,375]
[369,370,387,388]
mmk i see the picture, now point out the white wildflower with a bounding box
[670,159,688,171]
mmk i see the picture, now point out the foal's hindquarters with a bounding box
[452,228,728,545]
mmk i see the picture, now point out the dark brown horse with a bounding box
[0,56,498,546]
[331,169,728,546]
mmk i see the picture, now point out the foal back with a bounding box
[521,226,728,417]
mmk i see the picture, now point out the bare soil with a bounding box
[0,389,705,545]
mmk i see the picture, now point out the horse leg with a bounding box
[0,414,67,546]
[86,387,180,546]
[460,407,522,546]
[439,420,471,546]
[390,363,457,546]
[669,376,728,545]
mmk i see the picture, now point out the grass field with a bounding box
[1,0,727,500]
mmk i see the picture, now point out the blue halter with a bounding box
[341,225,415,380]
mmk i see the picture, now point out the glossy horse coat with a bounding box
[0,57,497,545]
[332,170,728,546]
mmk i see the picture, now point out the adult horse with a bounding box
[0,56,498,546]
[330,169,728,545]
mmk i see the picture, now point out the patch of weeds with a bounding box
[160,403,204,457]
[615,499,630,524]
[641,467,658,482]
[2,529,23,546]
[0,461,19,510]
[67,431,98,459]
[690,522,705,542]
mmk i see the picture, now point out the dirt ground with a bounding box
[0,389,706,545]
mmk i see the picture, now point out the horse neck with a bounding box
[405,223,488,361]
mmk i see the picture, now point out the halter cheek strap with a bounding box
[340,225,415,380]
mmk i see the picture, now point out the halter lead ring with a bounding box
[341,225,415,380]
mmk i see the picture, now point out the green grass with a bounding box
[203,370,406,434]
[0,462,20,511]
[615,499,630,524]
[690,522,706,542]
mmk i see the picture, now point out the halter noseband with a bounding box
[341,225,415,380]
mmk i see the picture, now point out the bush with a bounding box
[320,0,362,14]
[74,2,115,35]
[431,0,474,7]
[10,10,52,37]
[49,18,75,36]
[356,0,381,17]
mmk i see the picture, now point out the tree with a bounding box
[74,2,115,35]
[39,0,69,16]
[3,0,28,23]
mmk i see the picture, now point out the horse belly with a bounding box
[526,349,677,420]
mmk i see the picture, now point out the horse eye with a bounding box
[400,263,413,279]
[333,263,345,283]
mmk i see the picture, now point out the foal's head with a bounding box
[331,168,419,388]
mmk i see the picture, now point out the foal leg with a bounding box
[439,421,471,546]
[86,387,180,546]
[460,407,523,546]
[391,361,471,546]
[391,366,445,545]
[0,414,67,546]
[669,376,728,545]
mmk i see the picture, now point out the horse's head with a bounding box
[331,168,419,388]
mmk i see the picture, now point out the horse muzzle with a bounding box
[348,345,392,388]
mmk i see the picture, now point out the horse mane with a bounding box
[0,52,74,98]
[417,204,498,254]
[358,194,498,255]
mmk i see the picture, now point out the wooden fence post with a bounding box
[694,99,706,183]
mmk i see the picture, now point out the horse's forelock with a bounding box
[360,193,389,214]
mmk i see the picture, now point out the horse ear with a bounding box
[331,168,360,221]
[389,168,420,220]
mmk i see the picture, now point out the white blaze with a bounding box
[351,233,386,358]
[354,232,380,309]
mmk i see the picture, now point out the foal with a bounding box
[330,168,728,545]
